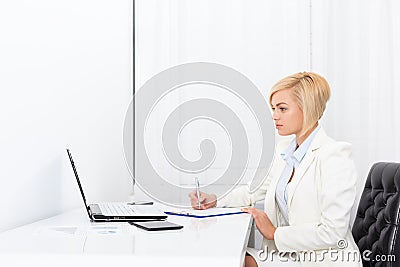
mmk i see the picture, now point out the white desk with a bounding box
[0,206,253,267]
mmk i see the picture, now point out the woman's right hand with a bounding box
[188,191,217,210]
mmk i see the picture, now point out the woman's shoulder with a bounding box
[317,133,353,159]
[274,129,354,158]
[315,133,357,176]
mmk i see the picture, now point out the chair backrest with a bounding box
[352,162,400,266]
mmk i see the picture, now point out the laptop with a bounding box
[66,149,167,222]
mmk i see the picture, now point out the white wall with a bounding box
[312,0,400,182]
[0,0,133,232]
[136,0,400,204]
[136,0,400,248]
[135,0,311,204]
[2,0,399,237]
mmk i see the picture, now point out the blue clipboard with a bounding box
[164,208,245,218]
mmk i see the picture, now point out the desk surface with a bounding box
[0,205,253,267]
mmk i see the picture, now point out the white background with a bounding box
[0,0,133,232]
[1,0,400,235]
[136,0,400,247]
[135,0,310,204]
[136,0,400,207]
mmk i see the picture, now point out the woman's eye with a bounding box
[280,107,287,111]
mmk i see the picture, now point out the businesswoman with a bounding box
[189,72,362,267]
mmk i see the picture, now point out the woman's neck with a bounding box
[296,123,318,148]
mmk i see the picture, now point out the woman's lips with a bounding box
[275,124,283,129]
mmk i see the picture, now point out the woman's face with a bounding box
[270,89,304,136]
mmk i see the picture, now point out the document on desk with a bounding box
[165,207,245,218]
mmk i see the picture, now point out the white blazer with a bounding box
[218,128,362,267]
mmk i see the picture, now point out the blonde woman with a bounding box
[189,72,362,267]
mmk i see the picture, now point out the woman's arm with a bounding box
[217,140,287,208]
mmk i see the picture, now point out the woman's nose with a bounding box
[272,110,279,120]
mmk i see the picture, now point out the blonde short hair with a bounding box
[269,72,331,136]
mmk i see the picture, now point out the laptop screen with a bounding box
[66,149,91,218]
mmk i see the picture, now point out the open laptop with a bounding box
[66,149,167,222]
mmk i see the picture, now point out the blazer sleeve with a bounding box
[217,139,288,208]
[274,142,358,251]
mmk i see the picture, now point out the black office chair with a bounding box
[352,162,400,267]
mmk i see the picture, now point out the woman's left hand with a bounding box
[241,207,276,240]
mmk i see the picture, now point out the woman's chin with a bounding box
[277,130,289,136]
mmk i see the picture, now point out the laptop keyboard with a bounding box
[98,203,136,216]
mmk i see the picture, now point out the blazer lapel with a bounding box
[286,128,328,208]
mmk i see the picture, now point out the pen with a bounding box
[128,201,154,205]
[195,177,201,209]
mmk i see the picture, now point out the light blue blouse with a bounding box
[275,125,321,224]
